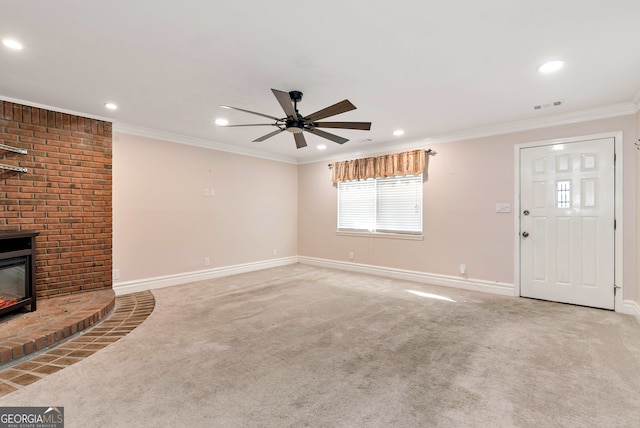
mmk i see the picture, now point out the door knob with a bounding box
[522,231,529,237]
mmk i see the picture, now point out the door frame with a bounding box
[513,132,624,311]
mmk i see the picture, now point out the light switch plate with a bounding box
[496,203,511,213]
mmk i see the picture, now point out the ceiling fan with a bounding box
[220,89,371,149]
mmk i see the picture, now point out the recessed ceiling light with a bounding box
[317,144,327,150]
[393,129,405,136]
[538,60,564,73]
[215,118,229,126]
[104,102,118,110]
[2,39,23,50]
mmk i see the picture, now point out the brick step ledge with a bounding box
[0,289,115,366]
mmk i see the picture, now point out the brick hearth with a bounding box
[0,290,154,397]
[0,289,116,365]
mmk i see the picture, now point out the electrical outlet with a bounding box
[273,249,278,255]
[349,251,354,260]
[459,264,467,275]
[113,269,120,280]
[204,257,210,266]
[203,188,209,197]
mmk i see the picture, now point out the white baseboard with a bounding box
[298,256,514,296]
[621,300,640,324]
[113,257,298,296]
[114,255,637,321]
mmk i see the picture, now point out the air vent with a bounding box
[533,100,563,110]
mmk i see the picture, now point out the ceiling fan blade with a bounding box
[294,133,307,149]
[220,105,280,121]
[313,121,371,130]
[306,128,349,145]
[253,129,285,142]
[271,89,298,119]
[305,99,356,121]
[224,123,276,127]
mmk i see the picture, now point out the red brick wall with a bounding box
[0,101,112,298]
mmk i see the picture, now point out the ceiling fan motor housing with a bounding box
[286,120,304,133]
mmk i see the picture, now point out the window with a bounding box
[338,174,423,235]
[557,180,571,208]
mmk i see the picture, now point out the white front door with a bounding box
[519,138,615,309]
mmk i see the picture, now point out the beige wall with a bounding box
[637,109,640,305]
[112,115,638,305]
[299,115,638,301]
[113,133,298,282]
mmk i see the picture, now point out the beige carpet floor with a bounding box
[1,264,639,427]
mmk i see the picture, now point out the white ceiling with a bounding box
[2,0,639,164]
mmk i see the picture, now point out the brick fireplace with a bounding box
[0,101,113,302]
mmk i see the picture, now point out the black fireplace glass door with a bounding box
[0,257,27,308]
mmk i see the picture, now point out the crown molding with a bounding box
[301,102,637,165]
[113,122,298,164]
[633,88,640,112]
[422,102,636,144]
[0,95,114,122]
[4,94,634,166]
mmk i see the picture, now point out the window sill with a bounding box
[336,231,424,241]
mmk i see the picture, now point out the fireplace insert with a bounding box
[0,231,38,316]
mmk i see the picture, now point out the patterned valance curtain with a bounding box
[331,149,426,184]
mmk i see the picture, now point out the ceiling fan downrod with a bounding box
[287,90,304,132]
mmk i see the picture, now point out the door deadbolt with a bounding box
[522,231,529,237]
[523,210,530,216]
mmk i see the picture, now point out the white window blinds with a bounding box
[338,174,423,235]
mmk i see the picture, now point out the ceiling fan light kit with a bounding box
[221,89,372,149]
